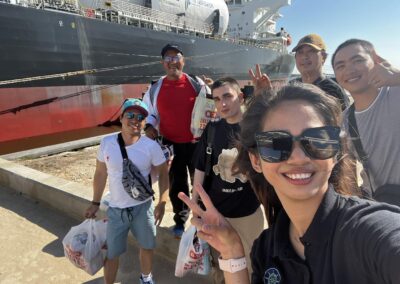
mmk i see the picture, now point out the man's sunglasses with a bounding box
[163,55,182,63]
[255,126,341,163]
[123,112,145,122]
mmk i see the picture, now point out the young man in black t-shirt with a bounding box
[192,77,264,283]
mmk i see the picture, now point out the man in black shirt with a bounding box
[193,77,264,283]
[291,34,349,110]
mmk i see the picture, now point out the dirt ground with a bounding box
[16,144,174,214]
[18,146,99,188]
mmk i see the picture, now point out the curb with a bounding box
[1,133,112,161]
[0,156,181,263]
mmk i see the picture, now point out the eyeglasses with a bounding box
[255,126,341,163]
[123,112,145,122]
[163,55,182,63]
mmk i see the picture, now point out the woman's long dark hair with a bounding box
[233,83,359,225]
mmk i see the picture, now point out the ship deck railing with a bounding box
[77,0,213,36]
[5,0,288,53]
[206,34,288,53]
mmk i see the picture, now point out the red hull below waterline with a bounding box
[0,84,147,153]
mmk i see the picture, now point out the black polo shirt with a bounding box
[292,76,348,110]
[251,187,400,284]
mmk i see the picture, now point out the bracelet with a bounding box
[91,201,101,206]
[218,256,247,273]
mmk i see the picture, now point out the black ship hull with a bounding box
[0,2,294,150]
[0,3,294,87]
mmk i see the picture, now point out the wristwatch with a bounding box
[218,256,247,273]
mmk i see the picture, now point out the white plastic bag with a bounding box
[63,219,108,275]
[190,86,218,139]
[175,225,211,277]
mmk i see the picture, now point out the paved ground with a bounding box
[0,185,210,284]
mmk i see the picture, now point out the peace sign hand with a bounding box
[248,64,272,96]
[178,184,245,259]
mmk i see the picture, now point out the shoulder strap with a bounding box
[117,133,154,194]
[347,104,375,192]
[347,104,368,167]
[117,133,128,159]
[205,123,216,176]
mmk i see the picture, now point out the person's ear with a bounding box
[249,152,262,173]
[239,92,245,104]
[321,51,328,63]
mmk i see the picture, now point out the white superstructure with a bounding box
[226,0,291,41]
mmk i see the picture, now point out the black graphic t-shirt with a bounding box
[194,119,259,218]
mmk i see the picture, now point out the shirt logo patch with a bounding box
[213,148,247,183]
[264,267,281,284]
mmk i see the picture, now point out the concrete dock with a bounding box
[0,137,212,284]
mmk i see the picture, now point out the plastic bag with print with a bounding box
[190,86,219,139]
[63,219,108,275]
[175,225,211,277]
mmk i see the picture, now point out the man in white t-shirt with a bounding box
[85,99,169,284]
[332,39,400,204]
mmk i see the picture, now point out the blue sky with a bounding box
[276,0,400,74]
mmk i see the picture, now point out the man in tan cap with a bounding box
[291,34,348,109]
[249,34,348,109]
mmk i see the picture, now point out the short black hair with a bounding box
[211,77,241,93]
[331,39,375,67]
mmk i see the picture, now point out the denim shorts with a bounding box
[106,200,156,259]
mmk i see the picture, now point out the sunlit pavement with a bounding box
[0,185,211,284]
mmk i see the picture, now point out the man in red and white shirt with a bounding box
[143,44,208,238]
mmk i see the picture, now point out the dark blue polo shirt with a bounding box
[251,187,400,284]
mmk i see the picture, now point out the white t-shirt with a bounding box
[97,134,166,208]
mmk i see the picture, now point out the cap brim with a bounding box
[123,106,148,117]
[162,47,183,57]
[292,43,323,52]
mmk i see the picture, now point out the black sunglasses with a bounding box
[255,126,341,163]
[124,112,145,122]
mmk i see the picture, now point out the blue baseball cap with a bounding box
[122,98,149,117]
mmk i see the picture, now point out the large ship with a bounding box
[0,0,295,153]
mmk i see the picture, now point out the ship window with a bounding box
[242,11,245,15]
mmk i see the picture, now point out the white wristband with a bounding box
[218,256,247,273]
